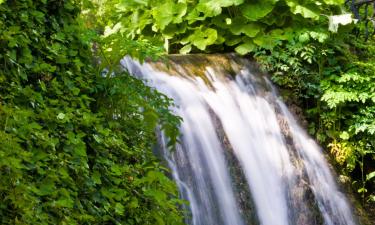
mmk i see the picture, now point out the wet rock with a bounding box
[209,108,259,225]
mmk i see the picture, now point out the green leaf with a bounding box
[143,108,159,129]
[36,181,55,196]
[323,0,345,4]
[153,2,174,30]
[197,0,244,17]
[180,44,192,54]
[173,3,188,23]
[115,203,125,215]
[226,37,242,46]
[242,23,262,37]
[54,197,74,208]
[339,131,350,140]
[299,33,310,43]
[74,145,87,157]
[309,31,328,43]
[129,198,139,208]
[153,1,187,30]
[286,2,320,19]
[253,33,279,49]
[115,0,148,8]
[188,27,218,50]
[235,39,255,55]
[111,165,122,176]
[367,171,375,181]
[368,195,375,202]
[358,187,367,193]
[145,189,167,202]
[228,17,250,35]
[57,113,66,120]
[241,0,277,21]
[92,171,102,184]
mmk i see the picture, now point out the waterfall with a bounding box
[122,54,357,225]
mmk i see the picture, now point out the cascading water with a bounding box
[122,54,357,225]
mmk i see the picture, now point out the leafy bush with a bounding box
[90,0,344,54]
[0,0,184,224]
[319,37,375,203]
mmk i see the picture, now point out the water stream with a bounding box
[122,54,357,225]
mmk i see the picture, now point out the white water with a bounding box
[122,55,357,225]
[278,101,356,225]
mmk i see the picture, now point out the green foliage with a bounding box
[92,0,374,207]
[255,28,331,100]
[255,28,375,204]
[0,0,184,224]
[319,38,375,203]
[90,0,343,54]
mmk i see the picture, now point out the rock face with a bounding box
[123,54,358,225]
[276,88,375,225]
[211,110,259,225]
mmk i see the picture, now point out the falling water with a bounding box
[122,54,357,225]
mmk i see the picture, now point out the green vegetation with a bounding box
[0,0,183,224]
[97,0,375,210]
[95,0,343,54]
[254,20,375,206]
[1,0,374,223]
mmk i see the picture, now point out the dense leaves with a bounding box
[1,0,374,223]
[319,39,375,203]
[255,30,375,206]
[92,0,344,54]
[0,0,184,224]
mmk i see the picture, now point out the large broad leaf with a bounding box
[235,38,256,55]
[241,0,277,21]
[228,17,262,37]
[228,0,244,5]
[152,2,174,30]
[367,171,375,181]
[253,32,281,49]
[152,1,187,30]
[186,8,204,23]
[269,28,294,41]
[172,3,188,23]
[212,14,232,28]
[197,0,244,17]
[186,27,218,50]
[228,17,248,34]
[215,33,226,44]
[226,36,242,46]
[242,23,263,37]
[179,44,192,54]
[115,0,149,10]
[286,1,320,19]
[323,0,344,4]
[293,5,319,19]
[162,23,188,39]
